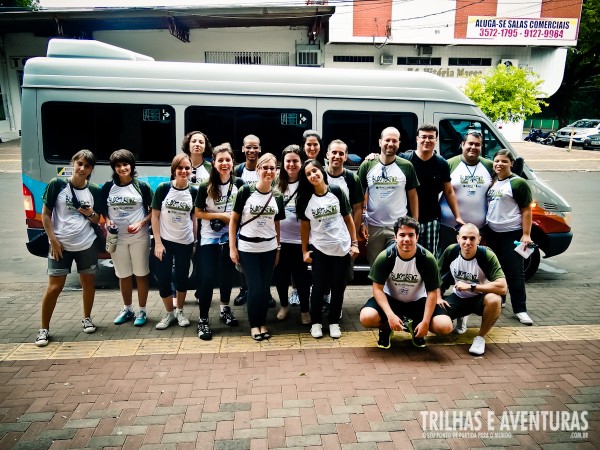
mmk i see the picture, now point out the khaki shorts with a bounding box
[111,237,151,278]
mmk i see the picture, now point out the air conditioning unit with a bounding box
[380,54,393,65]
[501,59,518,67]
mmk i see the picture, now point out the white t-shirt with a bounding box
[105,182,150,244]
[486,175,532,232]
[152,182,196,245]
[195,178,243,245]
[440,157,493,228]
[297,185,352,257]
[43,178,99,252]
[357,157,419,228]
[279,180,301,245]
[240,166,259,186]
[191,162,211,185]
[233,185,285,253]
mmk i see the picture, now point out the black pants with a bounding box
[153,239,193,299]
[310,247,351,325]
[484,227,527,314]
[239,249,277,328]
[196,243,236,319]
[273,243,310,313]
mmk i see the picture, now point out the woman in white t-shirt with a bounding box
[151,154,198,331]
[182,130,213,185]
[273,145,311,324]
[297,160,360,340]
[35,150,102,347]
[229,153,285,341]
[101,149,153,327]
[194,143,245,341]
[485,149,534,325]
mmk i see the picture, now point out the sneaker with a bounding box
[301,312,311,325]
[156,312,176,330]
[134,310,147,327]
[35,328,49,347]
[114,308,134,325]
[515,312,533,325]
[329,324,342,339]
[377,327,393,349]
[289,289,300,306]
[82,317,96,334]
[454,316,468,334]
[233,290,247,306]
[402,316,425,348]
[175,309,190,327]
[219,306,239,327]
[197,318,212,341]
[469,336,486,355]
[276,306,289,320]
[310,323,323,339]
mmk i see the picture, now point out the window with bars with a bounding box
[332,55,374,63]
[205,51,289,66]
[396,57,442,66]
[448,58,492,66]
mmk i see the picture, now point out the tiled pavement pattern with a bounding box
[1,139,599,448]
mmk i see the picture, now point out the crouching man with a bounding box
[359,216,453,349]
[438,223,507,356]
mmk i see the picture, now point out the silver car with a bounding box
[583,133,600,150]
[554,119,600,147]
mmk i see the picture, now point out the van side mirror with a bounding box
[513,156,524,177]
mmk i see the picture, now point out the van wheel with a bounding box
[524,247,541,281]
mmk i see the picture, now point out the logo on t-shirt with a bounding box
[460,175,485,186]
[165,199,192,211]
[108,195,137,206]
[390,272,419,283]
[250,204,276,216]
[453,269,477,282]
[311,204,338,219]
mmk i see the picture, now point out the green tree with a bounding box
[463,63,547,123]
[0,0,39,11]
[547,0,600,127]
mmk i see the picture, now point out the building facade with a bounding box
[0,0,583,141]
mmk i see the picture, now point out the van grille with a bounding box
[542,202,558,211]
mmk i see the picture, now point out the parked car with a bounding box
[583,133,600,150]
[554,119,600,147]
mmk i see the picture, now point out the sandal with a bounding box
[252,333,263,341]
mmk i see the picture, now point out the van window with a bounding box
[322,111,418,158]
[439,119,503,160]
[185,107,311,160]
[41,102,176,164]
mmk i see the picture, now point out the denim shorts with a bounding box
[48,243,98,276]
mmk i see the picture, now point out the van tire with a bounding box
[524,247,541,280]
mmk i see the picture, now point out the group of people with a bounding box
[35,124,534,357]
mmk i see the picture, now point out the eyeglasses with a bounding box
[244,145,260,150]
[381,164,389,180]
[261,166,277,172]
[177,166,191,170]
[418,135,437,141]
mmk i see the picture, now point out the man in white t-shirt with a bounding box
[357,127,419,265]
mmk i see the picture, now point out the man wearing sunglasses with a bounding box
[400,124,464,257]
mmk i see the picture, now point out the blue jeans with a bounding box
[239,250,277,328]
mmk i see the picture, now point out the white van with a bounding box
[21,39,572,278]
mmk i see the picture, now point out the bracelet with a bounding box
[351,240,358,246]
[87,211,96,219]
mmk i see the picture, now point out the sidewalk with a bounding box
[0,138,598,449]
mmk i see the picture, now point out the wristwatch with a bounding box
[470,282,477,293]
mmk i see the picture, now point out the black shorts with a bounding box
[443,292,485,319]
[362,295,448,324]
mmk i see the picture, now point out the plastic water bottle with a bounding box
[106,224,118,253]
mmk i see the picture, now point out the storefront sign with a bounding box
[466,16,578,43]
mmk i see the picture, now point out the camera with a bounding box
[210,219,225,232]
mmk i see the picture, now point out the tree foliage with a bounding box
[0,0,39,11]
[463,63,547,123]
[546,0,600,127]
